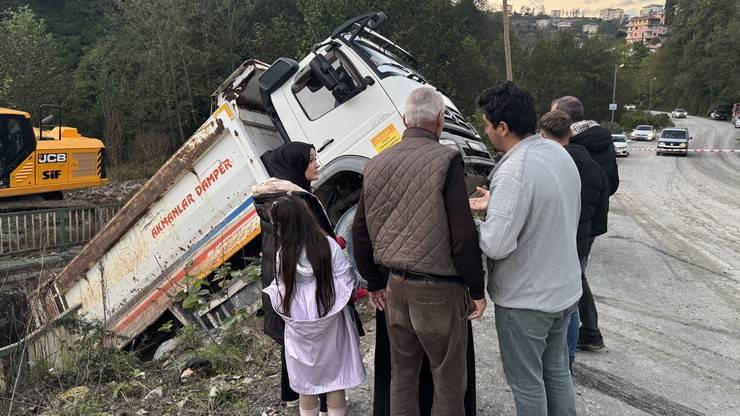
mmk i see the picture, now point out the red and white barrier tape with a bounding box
[626,148,740,153]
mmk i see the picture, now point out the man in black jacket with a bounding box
[552,96,619,195]
[541,107,611,352]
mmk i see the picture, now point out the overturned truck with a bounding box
[20,12,496,360]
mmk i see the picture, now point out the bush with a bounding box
[620,110,674,132]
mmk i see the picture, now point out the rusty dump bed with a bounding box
[27,61,279,348]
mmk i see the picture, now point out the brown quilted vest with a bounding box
[362,127,459,276]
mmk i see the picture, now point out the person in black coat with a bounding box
[540,110,609,365]
[550,96,617,350]
[254,142,363,412]
[551,96,619,197]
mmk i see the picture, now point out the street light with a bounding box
[611,63,625,123]
[648,76,657,113]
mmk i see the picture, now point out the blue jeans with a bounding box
[495,304,577,416]
[567,256,589,366]
[567,308,579,367]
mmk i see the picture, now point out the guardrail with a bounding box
[0,204,121,255]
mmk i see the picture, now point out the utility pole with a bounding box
[503,0,513,81]
[648,76,657,113]
[611,63,624,123]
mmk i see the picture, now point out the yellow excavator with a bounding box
[0,106,108,199]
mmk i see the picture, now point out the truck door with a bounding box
[0,114,36,189]
[284,46,398,163]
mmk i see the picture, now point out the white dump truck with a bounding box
[22,12,496,358]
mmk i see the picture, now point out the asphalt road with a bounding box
[348,116,740,415]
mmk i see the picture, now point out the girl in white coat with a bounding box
[263,195,365,416]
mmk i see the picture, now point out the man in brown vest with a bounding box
[353,87,486,416]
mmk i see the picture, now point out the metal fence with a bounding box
[0,204,121,255]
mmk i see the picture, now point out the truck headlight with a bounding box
[679,143,686,148]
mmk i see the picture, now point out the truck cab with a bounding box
[243,12,495,222]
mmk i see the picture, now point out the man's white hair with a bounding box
[404,87,445,128]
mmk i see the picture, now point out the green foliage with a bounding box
[652,0,740,114]
[0,6,68,113]
[620,110,674,132]
[177,260,262,313]
[158,319,174,333]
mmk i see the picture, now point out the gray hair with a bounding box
[404,87,445,127]
[552,96,584,122]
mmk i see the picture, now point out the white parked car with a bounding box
[671,108,688,118]
[630,125,657,141]
[612,134,630,157]
[735,117,740,128]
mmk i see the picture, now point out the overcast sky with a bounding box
[489,0,657,17]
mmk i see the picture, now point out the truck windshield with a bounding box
[353,39,426,81]
[661,130,687,139]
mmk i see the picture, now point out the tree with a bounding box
[653,0,740,113]
[0,6,67,114]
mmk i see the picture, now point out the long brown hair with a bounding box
[270,195,335,318]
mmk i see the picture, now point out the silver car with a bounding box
[630,125,657,141]
[671,109,688,118]
[657,128,691,156]
[612,134,630,157]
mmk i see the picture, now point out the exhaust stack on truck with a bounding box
[19,12,496,361]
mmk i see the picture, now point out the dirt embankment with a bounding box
[0,297,376,416]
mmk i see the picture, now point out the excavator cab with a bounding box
[0,109,36,190]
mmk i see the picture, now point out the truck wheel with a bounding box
[656,151,661,156]
[334,205,364,280]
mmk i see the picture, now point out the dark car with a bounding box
[710,110,728,120]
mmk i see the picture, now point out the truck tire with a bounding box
[333,205,364,282]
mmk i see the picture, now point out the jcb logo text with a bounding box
[38,153,67,163]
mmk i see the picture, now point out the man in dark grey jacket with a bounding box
[551,96,619,350]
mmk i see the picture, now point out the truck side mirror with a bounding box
[308,54,362,104]
[309,54,338,91]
